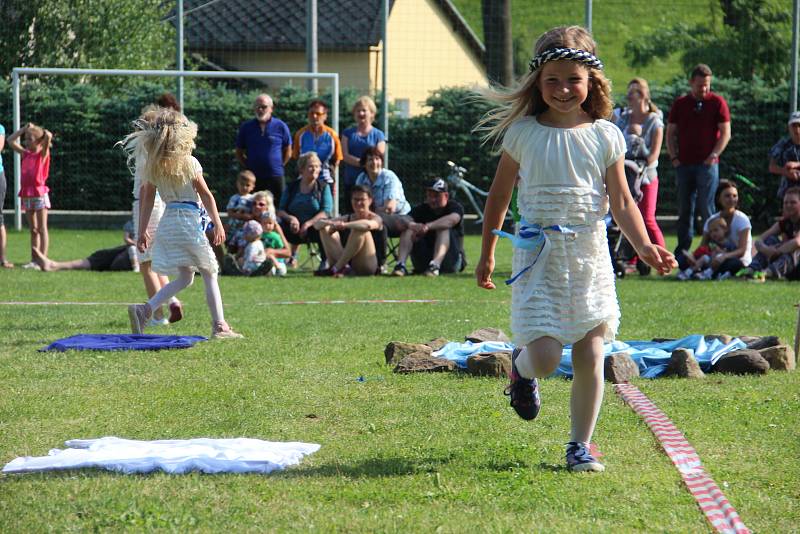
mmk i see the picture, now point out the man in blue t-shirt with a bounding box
[235,94,292,200]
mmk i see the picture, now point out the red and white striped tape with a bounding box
[614,383,749,534]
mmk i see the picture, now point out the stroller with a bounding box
[606,135,651,277]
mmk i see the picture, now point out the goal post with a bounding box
[11,67,341,230]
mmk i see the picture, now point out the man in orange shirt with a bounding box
[292,100,343,188]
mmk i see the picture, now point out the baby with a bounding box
[624,123,649,162]
[677,217,732,280]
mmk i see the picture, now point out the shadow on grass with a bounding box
[278,453,458,479]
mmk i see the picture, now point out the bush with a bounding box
[0,78,789,228]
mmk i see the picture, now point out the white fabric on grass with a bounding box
[3,437,320,475]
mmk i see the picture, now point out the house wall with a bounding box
[381,0,487,116]
[209,0,487,117]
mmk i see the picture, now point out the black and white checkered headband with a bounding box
[528,47,604,73]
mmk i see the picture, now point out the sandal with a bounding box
[1,260,14,268]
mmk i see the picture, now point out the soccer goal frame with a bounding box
[11,67,341,229]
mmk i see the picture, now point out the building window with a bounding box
[393,99,410,118]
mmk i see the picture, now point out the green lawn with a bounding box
[451,0,723,86]
[1,229,798,532]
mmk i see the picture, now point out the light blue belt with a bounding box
[167,201,214,231]
[493,218,588,286]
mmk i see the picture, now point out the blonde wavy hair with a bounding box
[119,107,198,188]
[476,26,613,145]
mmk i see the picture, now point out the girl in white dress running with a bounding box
[475,26,675,472]
[121,108,242,339]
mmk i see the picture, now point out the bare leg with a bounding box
[31,246,90,271]
[335,229,377,275]
[37,209,49,257]
[430,228,450,266]
[395,228,415,264]
[318,228,344,266]
[569,323,607,444]
[515,336,563,379]
[26,210,39,261]
[0,224,11,267]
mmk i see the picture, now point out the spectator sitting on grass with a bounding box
[739,186,800,281]
[354,146,411,235]
[31,221,139,273]
[696,179,752,280]
[768,111,800,200]
[676,217,734,280]
[313,185,383,277]
[391,178,465,277]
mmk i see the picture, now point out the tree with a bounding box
[0,0,175,81]
[482,0,513,86]
[624,0,790,83]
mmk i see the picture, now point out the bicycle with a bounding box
[444,161,515,224]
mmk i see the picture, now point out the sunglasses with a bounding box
[255,202,268,206]
[309,111,326,117]
[256,105,271,110]
[694,100,704,113]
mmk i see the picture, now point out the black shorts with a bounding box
[87,245,133,271]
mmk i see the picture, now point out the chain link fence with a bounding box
[1,0,795,230]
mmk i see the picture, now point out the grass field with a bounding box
[1,229,798,532]
[450,0,720,86]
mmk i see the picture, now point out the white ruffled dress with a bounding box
[150,156,219,276]
[502,117,625,346]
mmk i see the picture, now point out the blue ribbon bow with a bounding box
[493,219,577,285]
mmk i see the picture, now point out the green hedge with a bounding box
[0,77,789,229]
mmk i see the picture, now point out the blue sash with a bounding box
[493,218,587,287]
[167,201,214,231]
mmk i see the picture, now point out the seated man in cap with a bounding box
[392,178,466,277]
[769,110,800,200]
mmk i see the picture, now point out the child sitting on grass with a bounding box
[677,217,733,280]
[739,186,800,281]
[224,170,256,254]
[237,220,267,275]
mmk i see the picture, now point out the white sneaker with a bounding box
[676,268,693,281]
[148,317,169,327]
[22,261,41,271]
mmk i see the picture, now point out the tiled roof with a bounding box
[177,0,484,58]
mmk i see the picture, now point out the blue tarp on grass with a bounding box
[432,335,747,378]
[40,334,207,352]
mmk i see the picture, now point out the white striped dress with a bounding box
[502,117,625,346]
[149,156,218,276]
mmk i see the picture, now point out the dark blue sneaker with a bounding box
[565,441,605,472]
[504,347,541,420]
